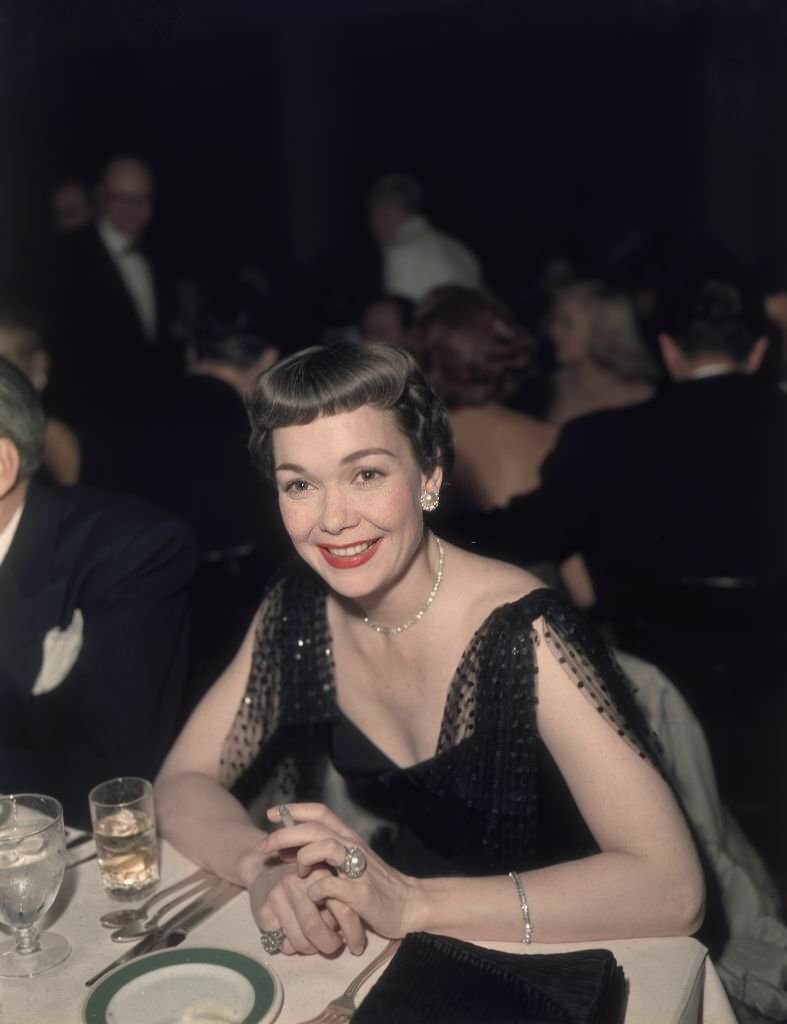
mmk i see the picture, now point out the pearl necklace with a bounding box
[362,536,445,636]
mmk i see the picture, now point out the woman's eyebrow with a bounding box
[339,447,395,464]
[275,448,395,474]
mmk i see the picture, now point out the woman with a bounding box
[156,342,703,957]
[548,282,660,427]
[415,288,555,509]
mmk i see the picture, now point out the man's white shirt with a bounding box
[0,502,23,568]
[382,214,482,302]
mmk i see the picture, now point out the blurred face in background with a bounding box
[51,182,91,233]
[0,326,48,392]
[98,158,154,241]
[368,201,405,246]
[550,293,593,368]
[362,300,407,347]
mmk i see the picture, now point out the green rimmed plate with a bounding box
[83,947,282,1024]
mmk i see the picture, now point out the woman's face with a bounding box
[550,295,592,367]
[272,405,440,602]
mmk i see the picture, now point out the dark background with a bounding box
[2,0,786,304]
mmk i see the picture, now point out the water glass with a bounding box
[0,793,71,977]
[89,777,160,898]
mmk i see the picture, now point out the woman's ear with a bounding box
[423,464,443,497]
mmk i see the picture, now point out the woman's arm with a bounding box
[272,616,704,944]
[155,614,268,887]
[156,612,367,955]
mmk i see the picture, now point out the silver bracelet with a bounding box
[508,870,534,944]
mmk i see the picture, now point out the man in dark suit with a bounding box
[48,155,176,426]
[0,358,196,827]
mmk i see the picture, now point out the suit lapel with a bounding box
[0,483,68,682]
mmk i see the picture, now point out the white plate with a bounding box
[83,946,282,1024]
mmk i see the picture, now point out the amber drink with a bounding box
[89,778,159,896]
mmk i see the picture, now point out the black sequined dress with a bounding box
[220,562,660,878]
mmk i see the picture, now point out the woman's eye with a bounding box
[355,469,383,486]
[284,479,312,497]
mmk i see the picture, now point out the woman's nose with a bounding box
[319,487,356,534]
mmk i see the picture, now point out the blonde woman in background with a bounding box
[548,284,661,605]
[548,282,661,427]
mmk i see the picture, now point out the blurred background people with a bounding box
[361,293,415,348]
[0,300,80,484]
[457,279,787,882]
[0,357,195,827]
[416,287,555,513]
[50,179,92,234]
[367,173,482,302]
[548,281,662,426]
[48,155,177,432]
[101,280,292,707]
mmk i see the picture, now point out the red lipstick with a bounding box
[318,538,382,569]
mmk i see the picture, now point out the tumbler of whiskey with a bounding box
[88,777,159,897]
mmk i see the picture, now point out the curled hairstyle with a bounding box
[414,288,534,409]
[0,357,46,479]
[248,342,454,480]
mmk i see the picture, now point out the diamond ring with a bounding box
[342,845,367,880]
[260,927,285,954]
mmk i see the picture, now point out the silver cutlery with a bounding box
[295,939,400,1024]
[110,874,217,941]
[85,879,241,987]
[100,867,207,929]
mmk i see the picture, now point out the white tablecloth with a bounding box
[2,839,738,1023]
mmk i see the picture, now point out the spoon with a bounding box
[110,876,217,941]
[99,868,206,929]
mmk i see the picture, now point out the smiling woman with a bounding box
[155,341,704,962]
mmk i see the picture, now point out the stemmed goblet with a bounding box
[0,793,71,977]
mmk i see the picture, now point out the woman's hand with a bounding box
[259,804,420,944]
[251,813,367,956]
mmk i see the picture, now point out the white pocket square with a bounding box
[32,609,84,696]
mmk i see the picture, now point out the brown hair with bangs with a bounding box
[248,341,454,480]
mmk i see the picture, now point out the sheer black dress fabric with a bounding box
[220,559,662,878]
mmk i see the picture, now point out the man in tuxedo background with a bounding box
[0,357,196,827]
[48,156,177,461]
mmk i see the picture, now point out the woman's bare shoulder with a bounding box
[443,541,548,617]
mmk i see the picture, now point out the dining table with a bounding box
[2,835,738,1024]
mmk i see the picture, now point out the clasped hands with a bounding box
[252,802,418,956]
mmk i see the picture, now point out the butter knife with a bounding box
[85,879,241,987]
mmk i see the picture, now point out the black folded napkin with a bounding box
[353,932,627,1024]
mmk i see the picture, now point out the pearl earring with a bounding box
[420,490,440,512]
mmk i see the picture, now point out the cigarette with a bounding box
[278,804,295,828]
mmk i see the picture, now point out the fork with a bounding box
[296,939,400,1024]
